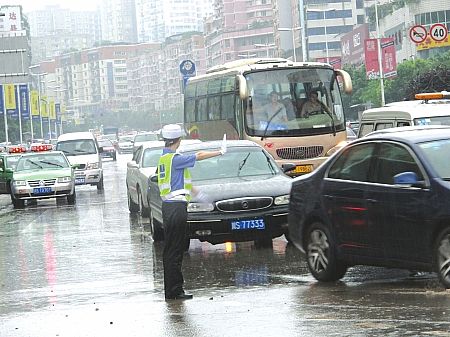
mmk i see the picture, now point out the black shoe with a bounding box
[166,293,193,301]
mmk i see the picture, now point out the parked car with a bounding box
[146,140,292,246]
[98,138,117,161]
[126,139,200,217]
[132,132,159,153]
[118,135,134,154]
[10,149,76,208]
[288,125,450,288]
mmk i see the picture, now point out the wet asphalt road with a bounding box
[1,154,450,337]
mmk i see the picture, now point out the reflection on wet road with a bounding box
[1,154,450,336]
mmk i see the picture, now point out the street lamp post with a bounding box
[375,1,386,106]
[278,27,302,62]
[29,67,47,139]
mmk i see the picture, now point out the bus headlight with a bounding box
[274,195,290,205]
[58,176,72,183]
[13,180,26,186]
[187,203,214,212]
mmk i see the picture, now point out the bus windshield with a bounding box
[244,68,345,137]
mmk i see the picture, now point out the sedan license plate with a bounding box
[231,218,265,231]
[75,177,85,185]
[293,164,313,174]
[33,187,52,195]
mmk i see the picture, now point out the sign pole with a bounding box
[375,2,385,106]
[29,85,34,140]
[2,86,8,143]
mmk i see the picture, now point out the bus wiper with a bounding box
[325,108,336,136]
[237,152,251,176]
[261,106,283,141]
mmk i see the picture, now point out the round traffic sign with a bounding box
[409,25,427,43]
[430,23,448,42]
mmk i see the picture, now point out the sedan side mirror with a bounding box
[99,147,104,153]
[394,172,426,188]
[281,163,297,174]
[127,161,139,169]
[150,175,158,183]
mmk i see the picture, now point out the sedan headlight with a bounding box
[13,180,26,186]
[57,176,72,183]
[274,195,290,205]
[187,203,214,212]
[87,162,99,169]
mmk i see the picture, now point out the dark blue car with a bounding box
[288,126,450,288]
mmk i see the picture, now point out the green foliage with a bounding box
[344,51,450,113]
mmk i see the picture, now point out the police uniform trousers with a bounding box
[162,200,188,299]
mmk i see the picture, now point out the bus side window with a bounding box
[208,96,221,120]
[221,93,235,120]
[185,99,196,122]
[197,97,208,121]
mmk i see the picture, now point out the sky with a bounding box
[5,0,102,13]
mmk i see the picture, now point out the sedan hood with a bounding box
[192,174,292,202]
[14,168,72,180]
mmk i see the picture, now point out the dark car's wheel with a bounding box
[138,188,150,217]
[67,190,76,205]
[128,190,139,213]
[434,227,450,288]
[149,208,164,242]
[97,176,104,191]
[12,196,25,209]
[306,222,347,282]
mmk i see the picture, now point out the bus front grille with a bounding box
[276,146,324,160]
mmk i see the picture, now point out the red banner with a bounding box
[364,38,397,80]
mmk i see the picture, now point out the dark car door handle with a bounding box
[367,199,378,204]
[324,195,334,200]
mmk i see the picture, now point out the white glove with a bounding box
[220,134,227,155]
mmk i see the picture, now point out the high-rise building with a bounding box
[27,6,101,63]
[135,0,213,43]
[101,0,138,43]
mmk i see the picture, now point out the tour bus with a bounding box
[357,91,450,138]
[183,58,352,176]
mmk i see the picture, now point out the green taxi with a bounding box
[10,151,76,208]
[0,153,21,194]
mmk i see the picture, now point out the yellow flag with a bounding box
[4,84,16,110]
[31,91,39,116]
[49,99,56,120]
[61,105,67,121]
[41,96,48,117]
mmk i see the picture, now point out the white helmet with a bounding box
[161,124,184,140]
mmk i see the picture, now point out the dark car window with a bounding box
[328,143,375,182]
[373,143,424,185]
[142,148,162,168]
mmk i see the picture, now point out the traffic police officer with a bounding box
[158,124,225,300]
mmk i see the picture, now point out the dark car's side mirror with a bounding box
[150,175,158,183]
[99,147,104,153]
[281,163,297,174]
[394,172,426,188]
[5,168,13,173]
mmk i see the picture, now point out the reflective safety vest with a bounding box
[158,153,192,202]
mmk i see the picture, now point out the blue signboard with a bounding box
[19,84,30,120]
[179,60,196,76]
[0,85,4,116]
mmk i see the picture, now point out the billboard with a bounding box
[0,6,22,32]
[341,24,369,66]
[364,38,397,80]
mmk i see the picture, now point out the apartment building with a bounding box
[100,0,138,43]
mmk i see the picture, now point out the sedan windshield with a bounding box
[134,133,158,142]
[418,138,450,179]
[56,140,97,156]
[189,147,278,181]
[16,153,69,171]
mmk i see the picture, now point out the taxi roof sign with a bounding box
[31,144,52,152]
[8,146,27,154]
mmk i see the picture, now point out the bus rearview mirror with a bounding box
[237,75,248,100]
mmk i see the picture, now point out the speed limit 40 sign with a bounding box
[430,23,448,42]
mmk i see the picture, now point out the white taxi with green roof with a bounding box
[10,150,76,208]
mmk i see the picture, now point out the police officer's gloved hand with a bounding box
[220,134,227,155]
